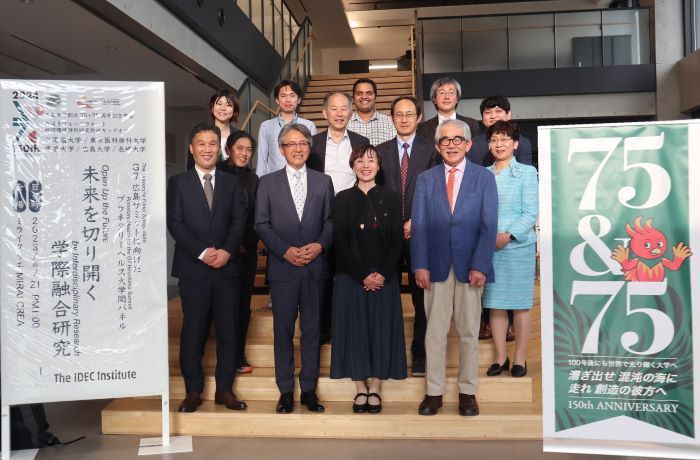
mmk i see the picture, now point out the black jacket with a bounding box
[332,186,403,283]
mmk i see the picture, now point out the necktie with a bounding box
[203,173,214,210]
[447,167,456,213]
[400,143,409,215]
[292,171,305,220]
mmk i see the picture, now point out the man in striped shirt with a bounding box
[347,78,396,146]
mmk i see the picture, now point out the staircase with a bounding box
[298,71,414,130]
[101,261,542,439]
[101,72,543,439]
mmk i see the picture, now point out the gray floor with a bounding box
[10,399,655,460]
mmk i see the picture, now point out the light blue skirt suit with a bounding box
[482,157,538,310]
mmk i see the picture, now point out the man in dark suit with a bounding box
[468,95,533,167]
[412,119,498,417]
[255,123,334,414]
[376,95,441,377]
[416,77,480,143]
[307,91,368,342]
[167,122,248,413]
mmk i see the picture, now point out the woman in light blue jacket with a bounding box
[482,120,538,378]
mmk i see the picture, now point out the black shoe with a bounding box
[511,362,528,378]
[458,393,479,416]
[418,395,442,416]
[411,358,426,377]
[276,392,294,413]
[367,393,382,414]
[486,357,510,376]
[353,393,368,413]
[300,391,325,412]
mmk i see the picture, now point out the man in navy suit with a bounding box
[255,123,334,414]
[376,95,441,377]
[167,122,248,413]
[468,95,533,167]
[411,119,498,417]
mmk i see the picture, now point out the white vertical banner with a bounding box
[0,80,168,405]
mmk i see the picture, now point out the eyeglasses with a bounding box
[438,136,466,146]
[282,141,310,149]
[436,90,457,97]
[393,112,416,120]
[488,136,513,145]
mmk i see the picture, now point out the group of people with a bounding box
[166,75,539,417]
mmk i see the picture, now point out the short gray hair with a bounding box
[435,119,471,144]
[429,77,462,103]
[322,91,352,109]
[278,123,313,148]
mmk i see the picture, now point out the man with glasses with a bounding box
[307,91,369,343]
[417,77,480,144]
[255,123,334,414]
[347,78,397,146]
[257,80,317,177]
[411,119,497,416]
[376,96,440,377]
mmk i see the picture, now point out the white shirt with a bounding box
[324,130,355,194]
[437,111,458,125]
[285,164,308,199]
[396,133,416,163]
[444,157,466,211]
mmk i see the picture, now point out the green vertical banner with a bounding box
[540,121,700,458]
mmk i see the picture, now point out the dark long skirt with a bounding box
[330,273,407,381]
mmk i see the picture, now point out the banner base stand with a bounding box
[138,436,192,456]
[0,449,38,460]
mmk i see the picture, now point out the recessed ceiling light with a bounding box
[19,0,35,4]
[106,46,118,51]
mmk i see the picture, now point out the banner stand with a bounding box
[1,405,38,460]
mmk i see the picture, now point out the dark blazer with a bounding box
[411,160,498,283]
[468,132,533,167]
[376,135,441,221]
[167,168,246,279]
[307,130,369,173]
[333,186,403,284]
[416,114,480,144]
[254,167,334,282]
[217,162,259,252]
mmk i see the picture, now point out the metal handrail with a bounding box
[240,99,278,132]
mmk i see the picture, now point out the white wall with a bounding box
[319,26,411,75]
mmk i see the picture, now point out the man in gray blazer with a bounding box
[255,123,334,414]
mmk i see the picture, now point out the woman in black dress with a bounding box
[330,144,407,414]
[218,131,258,373]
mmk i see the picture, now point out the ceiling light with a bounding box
[19,0,36,4]
[369,64,398,70]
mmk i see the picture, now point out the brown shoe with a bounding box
[478,321,492,340]
[418,395,443,416]
[506,324,515,342]
[177,392,202,413]
[459,393,479,416]
[214,391,248,410]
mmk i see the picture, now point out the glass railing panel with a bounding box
[422,18,462,72]
[603,9,650,65]
[237,0,250,19]
[509,14,554,69]
[461,16,508,71]
[251,0,263,34]
[555,11,601,68]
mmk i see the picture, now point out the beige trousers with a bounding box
[424,266,482,396]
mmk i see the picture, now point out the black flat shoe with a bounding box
[511,362,528,378]
[367,393,382,414]
[486,357,510,376]
[353,393,368,413]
